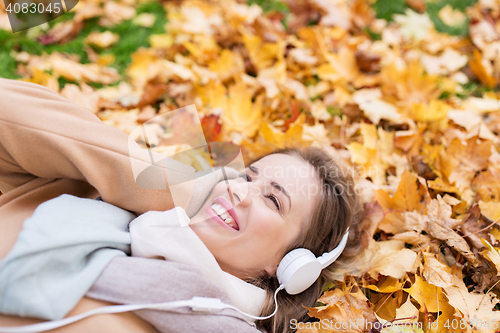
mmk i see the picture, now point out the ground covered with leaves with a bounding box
[2,0,500,332]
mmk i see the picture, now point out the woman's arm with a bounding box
[0,78,195,215]
[0,297,159,333]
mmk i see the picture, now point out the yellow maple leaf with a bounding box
[317,47,360,84]
[209,49,245,82]
[374,169,430,213]
[206,80,262,138]
[381,60,442,107]
[404,275,449,313]
[479,200,500,223]
[347,123,407,186]
[149,34,173,49]
[242,33,282,71]
[363,276,404,293]
[409,100,450,123]
[183,34,220,64]
[480,239,500,274]
[21,67,59,92]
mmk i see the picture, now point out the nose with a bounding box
[227,178,252,208]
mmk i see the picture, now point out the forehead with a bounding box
[251,153,321,203]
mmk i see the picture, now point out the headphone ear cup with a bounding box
[277,249,322,295]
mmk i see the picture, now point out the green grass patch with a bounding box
[426,0,477,36]
[373,0,408,21]
[0,1,168,85]
[373,0,477,36]
[458,81,494,98]
[247,0,289,14]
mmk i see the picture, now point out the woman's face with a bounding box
[189,153,321,280]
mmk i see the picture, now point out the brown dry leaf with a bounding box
[469,49,498,88]
[460,204,494,251]
[60,83,100,114]
[29,52,120,85]
[137,82,167,108]
[406,0,426,13]
[439,136,492,193]
[427,221,481,267]
[365,239,418,279]
[473,169,500,203]
[137,105,157,124]
[447,109,483,132]
[351,88,402,124]
[85,31,120,48]
[443,279,500,332]
[357,202,384,250]
[36,20,83,45]
[303,279,377,333]
[73,1,104,21]
[391,231,431,249]
[100,1,136,27]
[426,195,462,230]
[421,252,460,288]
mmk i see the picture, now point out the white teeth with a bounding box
[212,204,226,215]
[211,204,237,230]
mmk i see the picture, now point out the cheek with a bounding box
[247,213,284,244]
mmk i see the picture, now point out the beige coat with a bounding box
[0,78,198,332]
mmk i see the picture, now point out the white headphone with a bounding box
[277,227,350,295]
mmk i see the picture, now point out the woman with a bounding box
[0,78,362,333]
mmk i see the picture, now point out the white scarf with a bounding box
[129,206,267,318]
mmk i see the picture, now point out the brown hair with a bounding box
[247,146,364,333]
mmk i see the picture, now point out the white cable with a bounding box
[0,285,285,333]
[222,284,285,321]
[0,299,194,333]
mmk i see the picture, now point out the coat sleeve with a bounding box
[86,257,266,333]
[0,78,195,215]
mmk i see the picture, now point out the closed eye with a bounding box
[238,172,281,211]
[239,173,251,182]
[265,194,280,210]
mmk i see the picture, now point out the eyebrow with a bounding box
[249,165,292,211]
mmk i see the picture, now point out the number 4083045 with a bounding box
[5,2,61,14]
[439,318,499,330]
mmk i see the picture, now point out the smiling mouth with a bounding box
[210,203,239,230]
